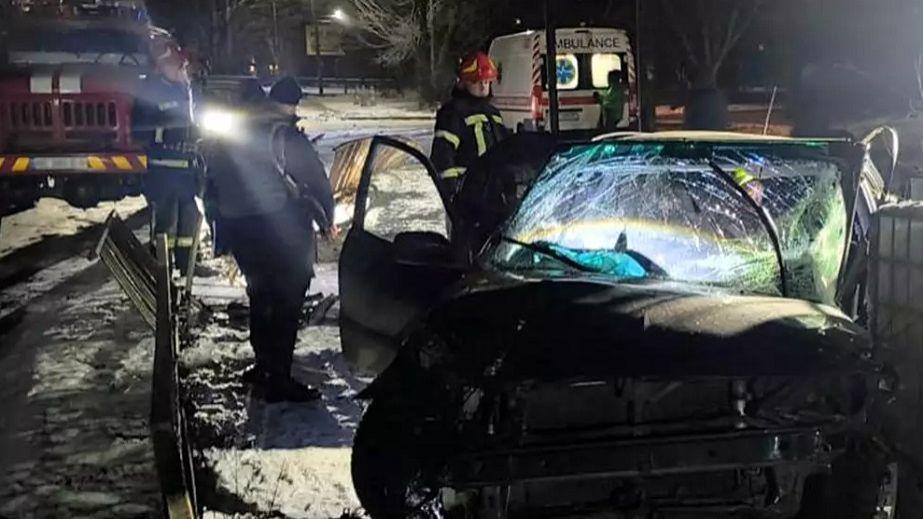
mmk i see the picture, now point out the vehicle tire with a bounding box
[797,441,897,519]
[351,398,449,519]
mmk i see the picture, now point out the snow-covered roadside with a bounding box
[0,277,159,517]
[182,261,366,518]
[0,196,147,258]
[298,95,434,134]
[0,255,94,320]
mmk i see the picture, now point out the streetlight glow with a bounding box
[331,7,347,22]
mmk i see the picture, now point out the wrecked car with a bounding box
[338,132,896,518]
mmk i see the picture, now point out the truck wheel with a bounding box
[351,399,448,518]
[797,441,897,519]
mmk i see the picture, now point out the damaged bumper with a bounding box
[452,428,835,487]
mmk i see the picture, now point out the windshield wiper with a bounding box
[499,235,597,273]
[707,159,789,298]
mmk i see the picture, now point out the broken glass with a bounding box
[491,142,848,304]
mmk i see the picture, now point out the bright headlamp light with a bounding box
[200,108,243,138]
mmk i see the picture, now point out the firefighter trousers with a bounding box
[145,168,201,271]
[222,203,315,380]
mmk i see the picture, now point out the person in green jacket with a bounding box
[597,70,628,131]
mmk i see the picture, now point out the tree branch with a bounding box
[715,0,762,71]
[698,0,713,67]
[659,0,699,67]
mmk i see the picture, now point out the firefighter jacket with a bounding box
[208,115,334,226]
[430,88,509,183]
[132,74,196,171]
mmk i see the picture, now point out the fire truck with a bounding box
[0,0,188,218]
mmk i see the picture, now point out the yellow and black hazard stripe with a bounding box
[0,154,148,175]
[0,157,31,173]
[87,154,148,172]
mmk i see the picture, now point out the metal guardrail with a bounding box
[95,215,198,518]
[151,235,198,518]
[92,212,158,328]
[206,74,400,96]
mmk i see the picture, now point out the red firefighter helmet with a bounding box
[458,51,498,83]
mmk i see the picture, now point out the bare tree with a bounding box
[352,0,421,65]
[352,0,488,101]
[659,0,764,88]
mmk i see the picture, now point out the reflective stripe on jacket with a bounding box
[430,88,509,181]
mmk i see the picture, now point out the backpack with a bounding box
[267,122,331,230]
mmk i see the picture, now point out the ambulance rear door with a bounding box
[539,28,636,131]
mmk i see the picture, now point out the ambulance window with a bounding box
[592,54,624,88]
[541,54,580,90]
[556,54,579,90]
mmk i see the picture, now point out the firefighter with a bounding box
[215,76,335,403]
[431,51,509,198]
[132,43,201,273]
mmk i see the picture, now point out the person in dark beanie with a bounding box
[217,76,336,402]
[268,76,303,107]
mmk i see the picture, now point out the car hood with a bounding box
[419,274,872,380]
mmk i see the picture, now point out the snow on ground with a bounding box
[298,94,435,134]
[0,196,147,258]
[0,276,159,517]
[182,260,367,518]
[0,190,157,516]
[0,255,94,321]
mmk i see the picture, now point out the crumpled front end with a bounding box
[386,281,879,517]
[442,372,870,517]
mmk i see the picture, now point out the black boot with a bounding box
[264,376,322,403]
[241,365,269,385]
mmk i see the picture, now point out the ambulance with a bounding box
[489,27,637,132]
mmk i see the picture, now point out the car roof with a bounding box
[593,130,852,144]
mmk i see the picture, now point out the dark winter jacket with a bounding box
[132,74,196,168]
[209,115,333,227]
[430,88,509,190]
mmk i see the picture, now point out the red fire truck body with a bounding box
[0,1,186,216]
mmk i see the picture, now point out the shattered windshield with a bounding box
[490,141,849,304]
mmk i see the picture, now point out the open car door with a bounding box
[339,136,463,375]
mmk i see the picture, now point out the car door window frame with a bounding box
[353,135,456,233]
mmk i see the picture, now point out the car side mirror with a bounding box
[393,231,451,266]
